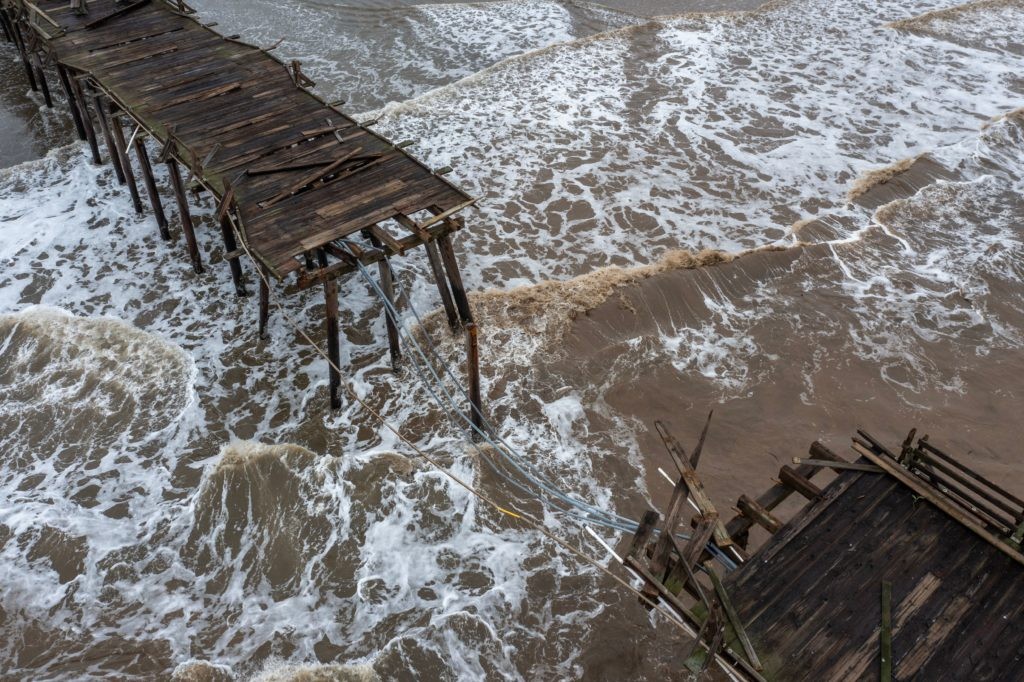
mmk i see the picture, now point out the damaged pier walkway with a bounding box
[1,0,477,407]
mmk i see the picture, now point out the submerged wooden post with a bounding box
[92,93,124,182]
[363,230,401,368]
[424,241,459,331]
[319,249,342,410]
[107,106,144,214]
[166,157,203,274]
[55,64,86,141]
[10,22,38,92]
[33,62,53,108]
[218,212,247,296]
[69,77,102,164]
[0,10,14,43]
[465,322,483,436]
[378,256,401,369]
[258,266,270,339]
[132,135,170,239]
[437,233,473,326]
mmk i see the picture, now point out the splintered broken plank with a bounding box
[705,560,763,672]
[658,425,734,549]
[792,457,884,473]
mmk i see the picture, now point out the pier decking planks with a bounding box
[723,466,1024,681]
[4,0,479,407]
[18,0,469,278]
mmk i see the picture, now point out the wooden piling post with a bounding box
[258,266,270,339]
[466,321,483,436]
[166,157,203,274]
[107,106,144,214]
[319,249,342,409]
[0,10,14,43]
[425,241,459,331]
[437,233,474,326]
[218,212,247,296]
[363,229,401,368]
[91,93,124,182]
[70,77,102,164]
[33,62,53,108]
[55,64,86,141]
[379,256,401,369]
[132,135,170,240]
[10,22,38,92]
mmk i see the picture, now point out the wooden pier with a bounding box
[1,0,479,409]
[626,424,1024,680]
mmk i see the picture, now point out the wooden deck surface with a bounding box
[724,468,1024,681]
[33,0,469,278]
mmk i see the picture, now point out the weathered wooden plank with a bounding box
[854,444,1024,567]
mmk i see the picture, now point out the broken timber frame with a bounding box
[2,0,483,412]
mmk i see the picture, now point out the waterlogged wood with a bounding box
[258,266,270,339]
[133,135,169,239]
[107,106,144,214]
[736,495,782,534]
[722,433,1024,682]
[466,322,483,435]
[11,0,474,412]
[726,440,844,543]
[792,457,884,473]
[778,465,822,500]
[627,509,659,560]
[319,249,341,410]
[853,443,1024,567]
[622,556,767,682]
[880,580,893,682]
[166,157,203,274]
[705,560,762,672]
[690,410,713,469]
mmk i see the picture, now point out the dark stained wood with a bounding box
[219,212,247,297]
[133,135,170,239]
[9,0,474,410]
[166,157,203,274]
[722,435,1024,682]
[437,233,474,325]
[107,104,144,214]
[319,249,341,410]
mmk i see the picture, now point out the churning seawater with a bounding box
[1,0,1023,679]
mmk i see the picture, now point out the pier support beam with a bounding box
[363,229,401,369]
[132,136,170,240]
[319,249,342,410]
[219,213,247,296]
[437,233,474,326]
[70,78,102,164]
[0,10,14,44]
[425,241,459,331]
[107,106,144,214]
[258,266,270,339]
[55,65,87,141]
[466,322,484,437]
[33,60,53,108]
[166,158,203,274]
[92,94,124,183]
[10,22,38,92]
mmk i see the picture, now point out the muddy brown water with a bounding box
[1,0,1023,679]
